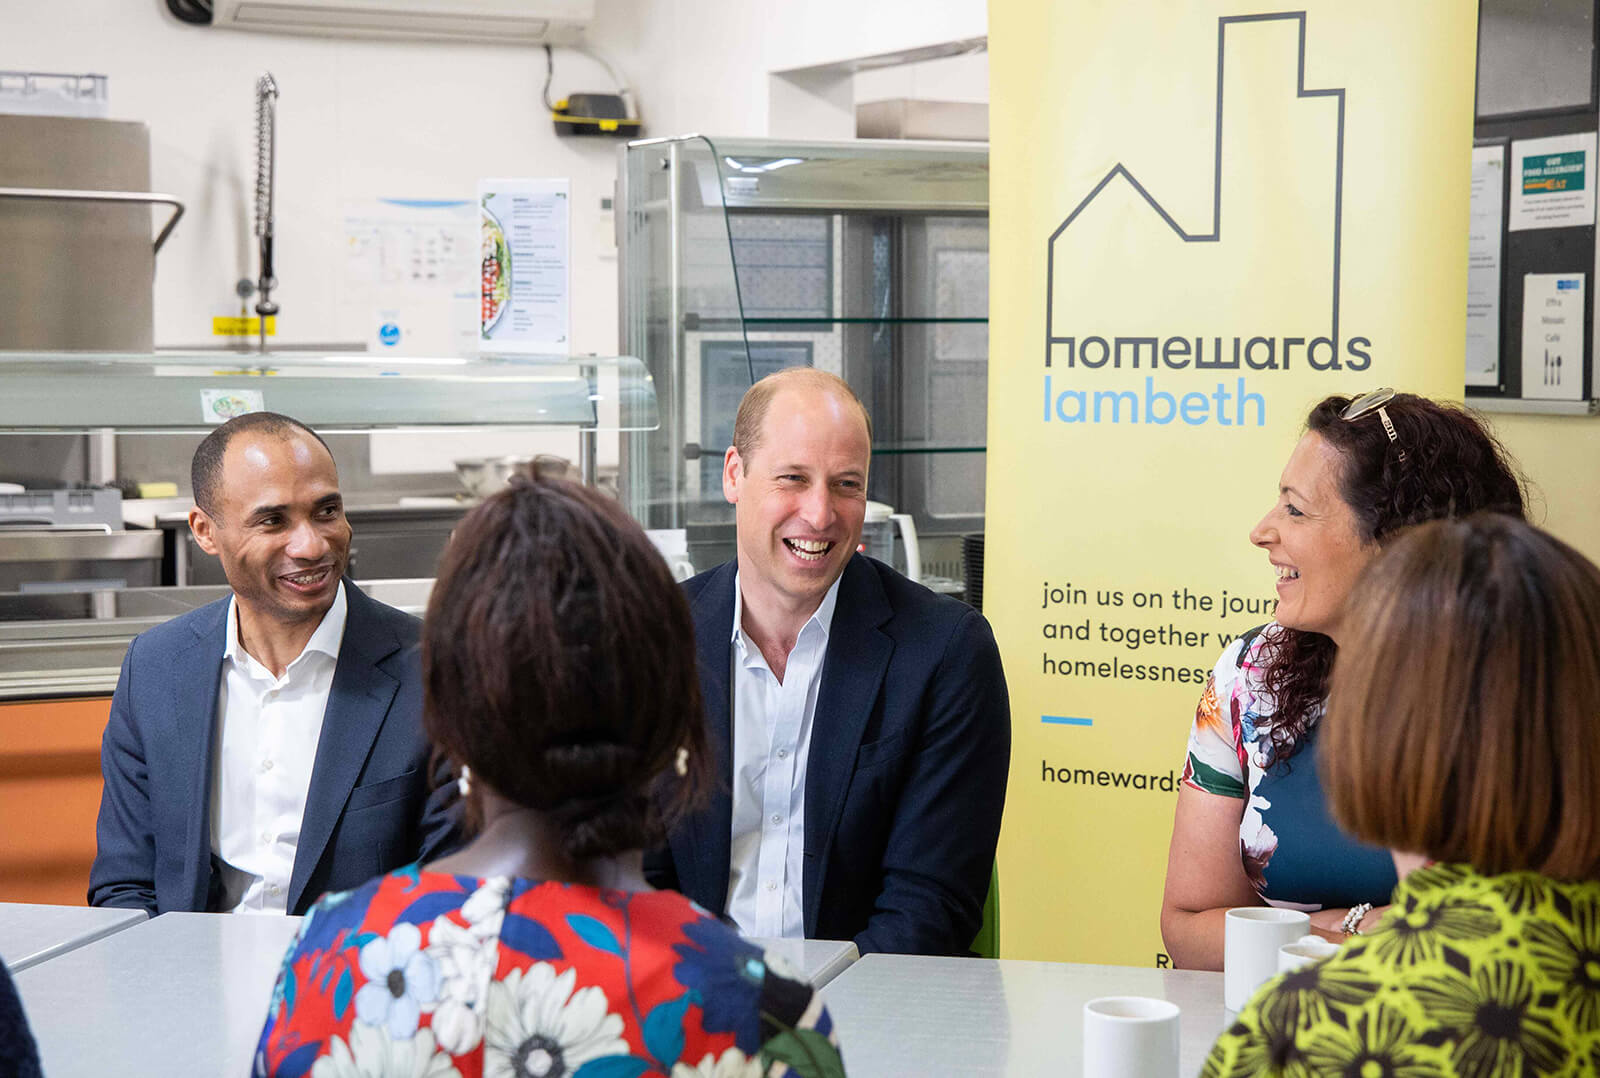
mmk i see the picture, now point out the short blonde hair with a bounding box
[1324,514,1600,879]
[730,367,871,467]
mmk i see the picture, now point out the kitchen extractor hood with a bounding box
[210,0,593,45]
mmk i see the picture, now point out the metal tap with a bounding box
[253,73,279,354]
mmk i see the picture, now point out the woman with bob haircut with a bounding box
[254,477,845,1078]
[1162,390,1527,969]
[1204,513,1600,1076]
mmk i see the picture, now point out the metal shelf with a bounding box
[1469,396,1599,416]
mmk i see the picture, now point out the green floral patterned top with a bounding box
[1203,863,1600,1077]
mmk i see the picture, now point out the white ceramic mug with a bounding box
[1082,996,1180,1078]
[1224,907,1311,1011]
[1278,934,1340,973]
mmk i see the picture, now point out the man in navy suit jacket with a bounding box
[646,369,1010,955]
[89,413,457,916]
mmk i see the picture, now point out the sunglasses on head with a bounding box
[1340,388,1406,463]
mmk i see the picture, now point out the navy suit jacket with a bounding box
[648,555,1011,955]
[89,581,459,916]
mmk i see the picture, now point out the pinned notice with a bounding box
[1467,145,1505,387]
[1520,273,1585,401]
[1510,132,1597,232]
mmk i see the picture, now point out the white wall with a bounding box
[3,0,985,352]
[1,0,781,355]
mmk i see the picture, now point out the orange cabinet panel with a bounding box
[0,698,110,906]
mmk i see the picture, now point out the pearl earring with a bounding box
[457,764,473,797]
[675,747,689,777]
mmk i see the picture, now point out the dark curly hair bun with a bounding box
[421,476,710,862]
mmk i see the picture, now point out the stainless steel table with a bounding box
[0,902,147,972]
[821,954,1228,1077]
[15,911,303,1077]
[749,937,859,986]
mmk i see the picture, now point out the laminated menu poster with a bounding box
[479,179,570,354]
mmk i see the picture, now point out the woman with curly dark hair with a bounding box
[1205,514,1600,1075]
[255,477,845,1077]
[1159,390,1526,971]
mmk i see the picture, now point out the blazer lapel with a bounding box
[289,583,400,912]
[177,598,230,911]
[803,556,893,935]
[677,562,737,915]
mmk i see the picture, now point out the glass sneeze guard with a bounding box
[0,351,658,433]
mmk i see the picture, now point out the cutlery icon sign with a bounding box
[1544,349,1563,386]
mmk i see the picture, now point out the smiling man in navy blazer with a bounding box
[647,368,1011,955]
[89,412,458,917]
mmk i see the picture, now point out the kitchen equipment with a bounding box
[861,500,920,583]
[0,489,122,530]
[0,113,183,350]
[0,529,162,596]
[453,454,574,497]
[645,528,696,582]
[252,73,279,354]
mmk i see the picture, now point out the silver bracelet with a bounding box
[1341,902,1374,935]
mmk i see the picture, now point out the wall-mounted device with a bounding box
[210,0,593,45]
[552,93,639,138]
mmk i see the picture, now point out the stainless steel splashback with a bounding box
[0,114,156,350]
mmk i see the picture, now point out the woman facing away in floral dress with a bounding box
[1205,515,1600,1076]
[253,476,845,1078]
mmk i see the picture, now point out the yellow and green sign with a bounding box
[987,0,1478,964]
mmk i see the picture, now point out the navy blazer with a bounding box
[649,555,1011,955]
[89,580,459,916]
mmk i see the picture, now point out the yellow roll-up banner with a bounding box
[987,1,1478,964]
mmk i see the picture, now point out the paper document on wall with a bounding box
[1521,273,1585,400]
[341,198,478,356]
[1467,145,1505,386]
[1510,132,1597,232]
[479,179,571,354]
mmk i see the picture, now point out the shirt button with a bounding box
[259,830,271,844]
[268,884,281,896]
[777,749,788,759]
[766,881,778,892]
[260,759,274,773]
[771,814,783,826]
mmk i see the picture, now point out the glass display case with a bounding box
[616,136,989,583]
[0,351,655,436]
[0,351,659,696]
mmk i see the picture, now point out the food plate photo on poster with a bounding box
[478,178,571,355]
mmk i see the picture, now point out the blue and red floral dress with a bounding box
[253,867,845,1078]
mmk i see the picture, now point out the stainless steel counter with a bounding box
[0,578,433,700]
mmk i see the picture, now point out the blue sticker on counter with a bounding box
[378,323,401,346]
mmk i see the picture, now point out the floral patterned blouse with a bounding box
[252,867,845,1078]
[1203,863,1600,1077]
[1181,625,1396,909]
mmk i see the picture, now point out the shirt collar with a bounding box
[731,570,843,652]
[224,579,348,670]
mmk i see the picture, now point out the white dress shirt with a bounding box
[726,572,841,939]
[209,581,347,914]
